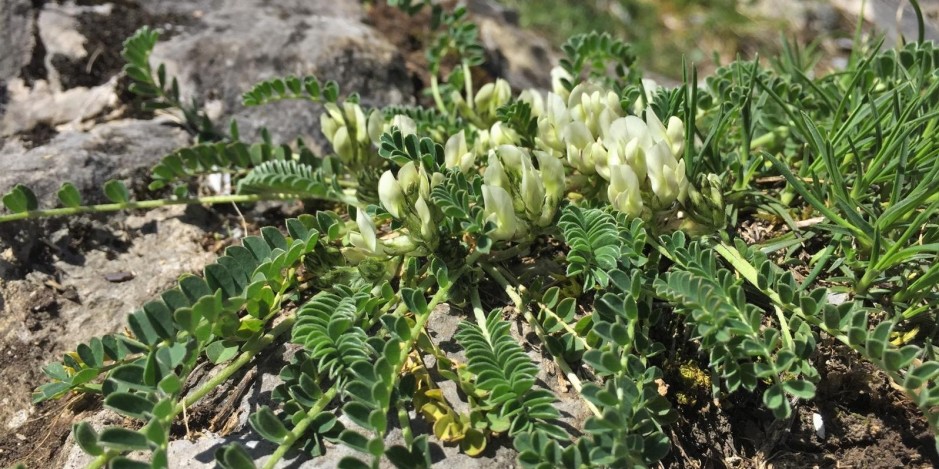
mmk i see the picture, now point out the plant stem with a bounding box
[1,193,293,223]
[430,75,448,116]
[261,386,338,469]
[749,125,788,149]
[482,264,602,417]
[713,243,796,349]
[470,287,493,345]
[176,312,297,413]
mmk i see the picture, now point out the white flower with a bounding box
[391,114,417,137]
[645,110,685,158]
[444,130,475,173]
[379,170,406,219]
[633,78,659,114]
[519,89,545,117]
[489,122,519,146]
[484,150,509,190]
[646,140,687,206]
[551,66,573,100]
[354,209,380,254]
[414,196,436,243]
[475,79,512,119]
[535,93,570,152]
[482,185,519,241]
[607,164,643,217]
[520,154,546,216]
[535,151,565,226]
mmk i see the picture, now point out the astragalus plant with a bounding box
[5,1,939,468]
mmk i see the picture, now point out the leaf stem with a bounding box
[482,264,601,417]
[1,193,294,223]
[261,386,338,469]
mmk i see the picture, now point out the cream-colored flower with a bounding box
[475,79,512,119]
[444,130,475,173]
[607,164,643,217]
[646,140,687,206]
[482,185,519,241]
[379,170,406,219]
[354,209,380,254]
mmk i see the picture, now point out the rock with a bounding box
[469,0,558,91]
[1,77,119,136]
[0,0,35,81]
[0,118,189,207]
[147,0,412,146]
[831,0,939,44]
[0,205,215,455]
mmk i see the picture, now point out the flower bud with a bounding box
[367,109,385,144]
[397,161,420,198]
[379,170,406,219]
[331,126,354,161]
[666,116,685,156]
[348,102,369,144]
[414,196,437,244]
[607,164,643,217]
[444,130,469,170]
[550,66,573,100]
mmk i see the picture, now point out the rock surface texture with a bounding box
[0,1,556,467]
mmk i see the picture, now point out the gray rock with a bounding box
[147,0,412,146]
[0,0,34,81]
[0,118,189,206]
[1,76,119,136]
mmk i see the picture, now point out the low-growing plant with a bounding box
[5,1,939,467]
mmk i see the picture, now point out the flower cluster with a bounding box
[346,71,691,248]
[377,160,442,249]
[480,145,565,240]
[522,70,689,217]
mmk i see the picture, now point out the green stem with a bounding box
[470,287,493,345]
[1,193,299,223]
[712,243,796,350]
[430,75,448,116]
[462,61,475,113]
[749,125,789,150]
[536,301,592,352]
[261,386,339,469]
[482,264,602,417]
[176,313,297,414]
[711,242,850,345]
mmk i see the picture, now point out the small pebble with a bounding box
[813,412,825,439]
[104,271,135,282]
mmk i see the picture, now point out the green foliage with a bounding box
[656,235,817,419]
[242,75,340,107]
[1,184,38,213]
[13,3,939,467]
[456,309,564,438]
[558,32,638,92]
[558,206,621,289]
[121,26,218,139]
